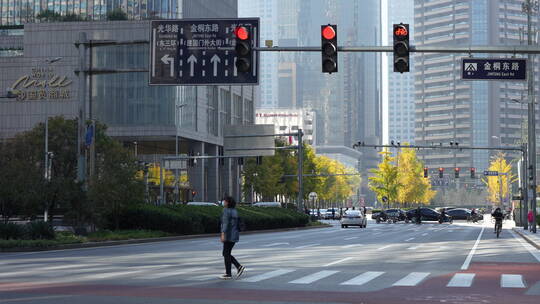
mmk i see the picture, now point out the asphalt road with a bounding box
[1,217,539,304]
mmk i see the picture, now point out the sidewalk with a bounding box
[513,226,540,250]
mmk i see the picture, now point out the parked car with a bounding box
[406,207,453,223]
[446,208,471,220]
[187,202,219,206]
[253,202,282,207]
[340,210,367,228]
[325,208,341,219]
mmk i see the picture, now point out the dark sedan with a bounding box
[446,208,484,221]
[406,207,452,223]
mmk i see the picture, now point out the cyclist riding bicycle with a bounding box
[491,207,504,234]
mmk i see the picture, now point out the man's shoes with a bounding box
[219,274,232,280]
[237,266,246,278]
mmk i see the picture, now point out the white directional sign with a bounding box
[149,18,259,85]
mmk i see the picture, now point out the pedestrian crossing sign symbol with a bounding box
[465,63,477,72]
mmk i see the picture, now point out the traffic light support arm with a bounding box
[252,45,540,54]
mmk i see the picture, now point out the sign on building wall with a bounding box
[149,18,259,85]
[9,67,73,101]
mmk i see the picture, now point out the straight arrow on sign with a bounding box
[187,55,197,77]
[211,54,221,77]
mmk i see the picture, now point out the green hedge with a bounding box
[105,204,309,235]
[0,221,55,240]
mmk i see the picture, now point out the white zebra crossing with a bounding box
[243,269,295,282]
[289,270,339,284]
[447,273,475,287]
[501,274,526,288]
[392,272,430,286]
[340,271,384,286]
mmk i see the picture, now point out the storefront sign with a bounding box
[10,67,73,101]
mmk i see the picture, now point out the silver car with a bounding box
[340,210,367,228]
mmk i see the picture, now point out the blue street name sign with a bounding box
[462,58,526,80]
[149,18,259,85]
[483,170,499,176]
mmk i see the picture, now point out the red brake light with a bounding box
[322,26,336,40]
[235,26,249,40]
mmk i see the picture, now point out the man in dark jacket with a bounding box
[492,207,504,233]
[220,196,245,280]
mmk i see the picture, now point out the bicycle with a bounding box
[495,219,503,238]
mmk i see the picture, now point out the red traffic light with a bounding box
[322,25,336,40]
[455,167,460,171]
[234,26,249,40]
[394,25,408,37]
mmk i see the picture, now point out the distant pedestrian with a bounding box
[332,208,335,220]
[416,207,422,224]
[528,210,534,232]
[219,196,245,280]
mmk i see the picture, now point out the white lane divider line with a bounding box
[243,269,295,282]
[341,244,361,249]
[421,233,428,236]
[501,274,526,288]
[405,237,415,242]
[392,272,430,286]
[84,270,146,279]
[376,244,393,251]
[262,242,289,247]
[289,270,339,284]
[143,267,208,279]
[510,230,540,262]
[344,237,358,240]
[461,225,485,270]
[407,244,422,250]
[447,273,475,287]
[323,257,353,267]
[294,243,320,249]
[340,271,384,286]
[42,264,98,271]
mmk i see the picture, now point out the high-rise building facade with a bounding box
[414,0,537,173]
[386,0,415,145]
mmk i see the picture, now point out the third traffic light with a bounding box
[438,167,444,178]
[423,167,428,178]
[454,167,460,178]
[321,24,338,73]
[393,23,410,73]
[470,167,476,179]
[234,26,252,73]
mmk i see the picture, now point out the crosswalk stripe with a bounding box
[42,264,98,270]
[84,270,146,279]
[447,273,475,287]
[340,271,384,286]
[294,243,320,249]
[243,269,294,282]
[262,242,289,247]
[289,270,339,284]
[323,257,353,267]
[392,272,430,286]
[501,274,526,288]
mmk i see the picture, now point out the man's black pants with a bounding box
[223,241,241,276]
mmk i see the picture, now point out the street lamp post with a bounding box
[175,103,186,203]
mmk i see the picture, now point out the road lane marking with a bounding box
[421,233,428,236]
[262,242,289,247]
[289,270,339,284]
[407,244,422,250]
[405,237,415,242]
[340,271,384,286]
[243,269,295,282]
[501,274,526,288]
[447,273,475,287]
[143,267,208,279]
[510,230,540,262]
[461,225,485,270]
[294,243,320,249]
[344,237,358,240]
[392,272,430,286]
[323,257,353,267]
[84,270,146,279]
[42,264,97,270]
[341,244,361,249]
[377,244,393,251]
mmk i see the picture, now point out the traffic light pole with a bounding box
[253,45,540,54]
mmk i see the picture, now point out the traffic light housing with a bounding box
[234,26,252,73]
[439,167,444,178]
[393,23,410,73]
[454,167,460,178]
[321,24,338,74]
[529,165,534,181]
[423,167,428,178]
[188,150,195,167]
[238,157,244,165]
[470,167,476,179]
[191,190,197,197]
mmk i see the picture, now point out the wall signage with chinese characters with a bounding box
[149,18,259,85]
[462,58,527,80]
[10,67,73,101]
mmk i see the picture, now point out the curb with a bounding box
[0,223,331,253]
[512,227,540,250]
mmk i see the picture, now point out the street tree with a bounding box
[369,151,400,208]
[482,152,518,206]
[397,147,436,206]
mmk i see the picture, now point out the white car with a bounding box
[340,210,367,228]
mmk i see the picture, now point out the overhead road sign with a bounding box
[223,125,275,157]
[149,18,259,85]
[462,58,526,80]
[484,170,499,176]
